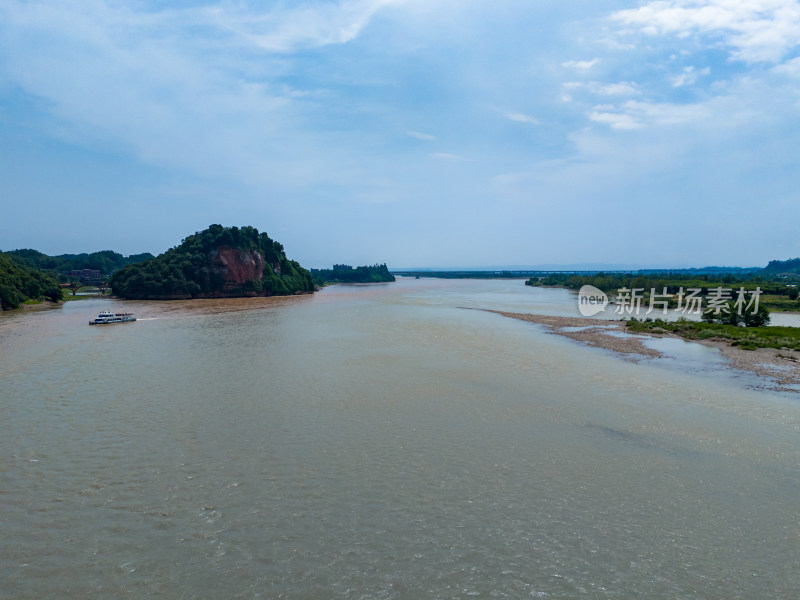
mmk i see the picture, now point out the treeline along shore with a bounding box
[526,267,800,312]
[3,225,800,311]
[311,264,395,286]
[1,224,396,309]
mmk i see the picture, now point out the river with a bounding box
[1,278,799,598]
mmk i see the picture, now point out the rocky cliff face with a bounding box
[209,246,266,292]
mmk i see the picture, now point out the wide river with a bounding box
[2,278,799,599]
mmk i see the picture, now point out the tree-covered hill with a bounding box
[311,264,395,285]
[110,225,315,299]
[0,252,63,310]
[764,258,800,274]
[7,248,154,277]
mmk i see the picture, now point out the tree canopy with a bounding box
[311,263,395,284]
[6,248,154,276]
[110,224,314,299]
[0,252,63,310]
[764,258,800,274]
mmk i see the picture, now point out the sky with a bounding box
[1,0,799,269]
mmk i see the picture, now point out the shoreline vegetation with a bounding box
[1,248,153,310]
[0,252,63,310]
[526,270,800,312]
[488,310,800,391]
[2,226,399,310]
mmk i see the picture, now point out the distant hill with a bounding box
[311,264,395,284]
[763,258,800,274]
[6,248,154,278]
[110,224,315,300]
[0,252,63,310]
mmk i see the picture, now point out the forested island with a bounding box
[311,263,395,285]
[110,224,314,299]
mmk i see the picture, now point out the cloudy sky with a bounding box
[1,0,799,268]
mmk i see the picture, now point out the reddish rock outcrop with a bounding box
[209,246,265,292]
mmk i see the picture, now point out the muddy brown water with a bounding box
[2,278,799,598]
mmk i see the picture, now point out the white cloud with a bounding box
[0,1,336,187]
[595,82,640,95]
[589,111,642,129]
[1,0,798,266]
[626,100,711,124]
[670,65,711,87]
[772,55,800,77]
[505,112,540,125]
[208,0,406,53]
[561,81,640,100]
[590,99,712,129]
[612,0,800,63]
[562,58,601,71]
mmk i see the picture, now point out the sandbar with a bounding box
[487,310,800,391]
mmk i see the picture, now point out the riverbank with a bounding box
[488,310,800,391]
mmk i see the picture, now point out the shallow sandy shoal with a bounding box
[487,310,800,391]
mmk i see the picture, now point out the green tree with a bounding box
[742,304,771,327]
[703,301,770,327]
[0,252,63,309]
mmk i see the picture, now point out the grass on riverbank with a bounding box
[759,295,800,311]
[626,318,800,351]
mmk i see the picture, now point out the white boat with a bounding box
[89,311,136,325]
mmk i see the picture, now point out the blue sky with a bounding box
[1,0,799,268]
